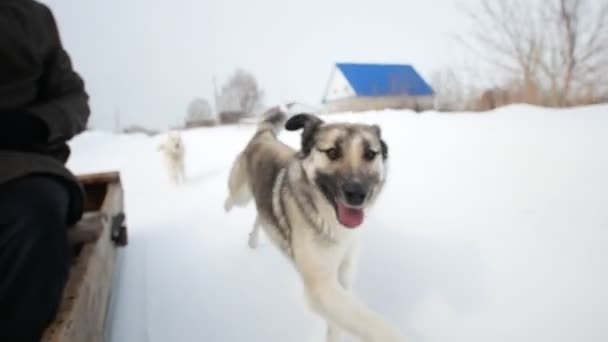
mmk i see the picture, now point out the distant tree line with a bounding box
[432,0,608,112]
[184,68,264,128]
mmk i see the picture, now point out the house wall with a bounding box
[322,95,435,113]
[323,67,356,102]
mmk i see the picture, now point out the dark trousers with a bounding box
[0,176,71,342]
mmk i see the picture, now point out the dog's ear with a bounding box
[285,113,324,156]
[380,140,388,160]
[371,124,388,160]
[285,113,323,131]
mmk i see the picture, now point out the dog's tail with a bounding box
[256,102,294,135]
[224,152,251,212]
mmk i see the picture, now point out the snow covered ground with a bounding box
[67,104,608,342]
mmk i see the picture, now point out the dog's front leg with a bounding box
[339,243,359,289]
[326,325,341,342]
[302,274,404,342]
[327,245,359,341]
[177,162,185,183]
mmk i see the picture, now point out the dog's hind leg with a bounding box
[248,215,261,249]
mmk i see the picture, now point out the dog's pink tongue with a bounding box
[337,203,364,228]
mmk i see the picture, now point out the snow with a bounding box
[66,104,608,342]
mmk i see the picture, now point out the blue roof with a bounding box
[336,63,434,97]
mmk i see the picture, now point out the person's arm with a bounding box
[23,4,90,145]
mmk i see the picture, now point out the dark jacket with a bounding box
[0,0,90,224]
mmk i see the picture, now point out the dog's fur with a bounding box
[224,105,405,342]
[158,131,186,184]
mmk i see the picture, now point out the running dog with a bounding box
[158,131,186,184]
[224,105,404,342]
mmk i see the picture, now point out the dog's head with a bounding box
[164,131,183,152]
[285,113,389,229]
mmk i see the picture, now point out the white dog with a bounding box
[158,131,186,184]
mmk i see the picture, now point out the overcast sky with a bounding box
[42,0,478,130]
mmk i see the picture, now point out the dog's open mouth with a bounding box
[336,201,365,228]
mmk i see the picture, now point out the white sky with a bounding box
[42,0,480,130]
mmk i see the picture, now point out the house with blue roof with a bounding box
[321,62,435,113]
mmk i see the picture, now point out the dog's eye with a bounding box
[363,149,378,161]
[323,147,341,161]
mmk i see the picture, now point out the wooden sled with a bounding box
[41,171,128,342]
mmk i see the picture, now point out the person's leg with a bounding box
[0,176,72,342]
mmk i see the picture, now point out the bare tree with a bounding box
[539,0,608,105]
[185,97,216,127]
[430,68,467,111]
[459,0,608,107]
[458,1,543,83]
[217,69,264,117]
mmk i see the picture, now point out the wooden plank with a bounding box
[77,171,121,185]
[89,184,123,339]
[41,181,126,342]
[101,181,124,217]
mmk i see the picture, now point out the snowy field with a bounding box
[67,105,608,342]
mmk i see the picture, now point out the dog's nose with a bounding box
[341,182,367,206]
